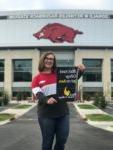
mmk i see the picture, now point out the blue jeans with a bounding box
[38,115,69,150]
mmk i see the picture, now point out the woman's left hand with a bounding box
[76,64,86,71]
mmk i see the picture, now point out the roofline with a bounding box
[0,9,113,15]
[0,46,113,50]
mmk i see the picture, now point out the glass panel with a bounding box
[83,91,103,100]
[0,60,4,81]
[12,91,32,97]
[83,59,102,82]
[57,60,74,67]
[111,60,113,82]
[13,59,32,82]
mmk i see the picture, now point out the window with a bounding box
[12,91,32,100]
[83,59,102,82]
[13,59,32,82]
[111,60,113,82]
[41,51,74,67]
[0,60,4,81]
[57,60,74,67]
[12,86,32,100]
[83,91,103,100]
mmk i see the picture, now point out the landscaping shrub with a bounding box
[93,94,99,107]
[16,92,22,101]
[0,98,2,106]
[2,91,10,105]
[93,94,107,109]
[99,96,107,109]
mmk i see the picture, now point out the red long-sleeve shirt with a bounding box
[31,72,69,117]
[32,72,56,96]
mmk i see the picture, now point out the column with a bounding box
[74,49,83,100]
[4,57,12,98]
[32,49,40,77]
[103,49,111,101]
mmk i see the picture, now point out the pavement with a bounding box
[73,101,113,132]
[0,100,113,133]
[0,100,36,125]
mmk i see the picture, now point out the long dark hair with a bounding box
[38,51,57,72]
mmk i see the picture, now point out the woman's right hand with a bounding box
[47,97,57,104]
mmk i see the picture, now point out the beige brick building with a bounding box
[0,9,113,100]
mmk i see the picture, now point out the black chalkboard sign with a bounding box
[57,67,78,101]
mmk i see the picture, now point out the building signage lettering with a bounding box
[0,12,113,20]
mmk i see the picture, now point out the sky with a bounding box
[0,0,113,11]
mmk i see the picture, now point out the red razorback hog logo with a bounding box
[33,23,83,43]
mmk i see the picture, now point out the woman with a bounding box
[31,52,85,150]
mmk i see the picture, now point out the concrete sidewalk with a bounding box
[73,101,113,132]
[0,101,36,125]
